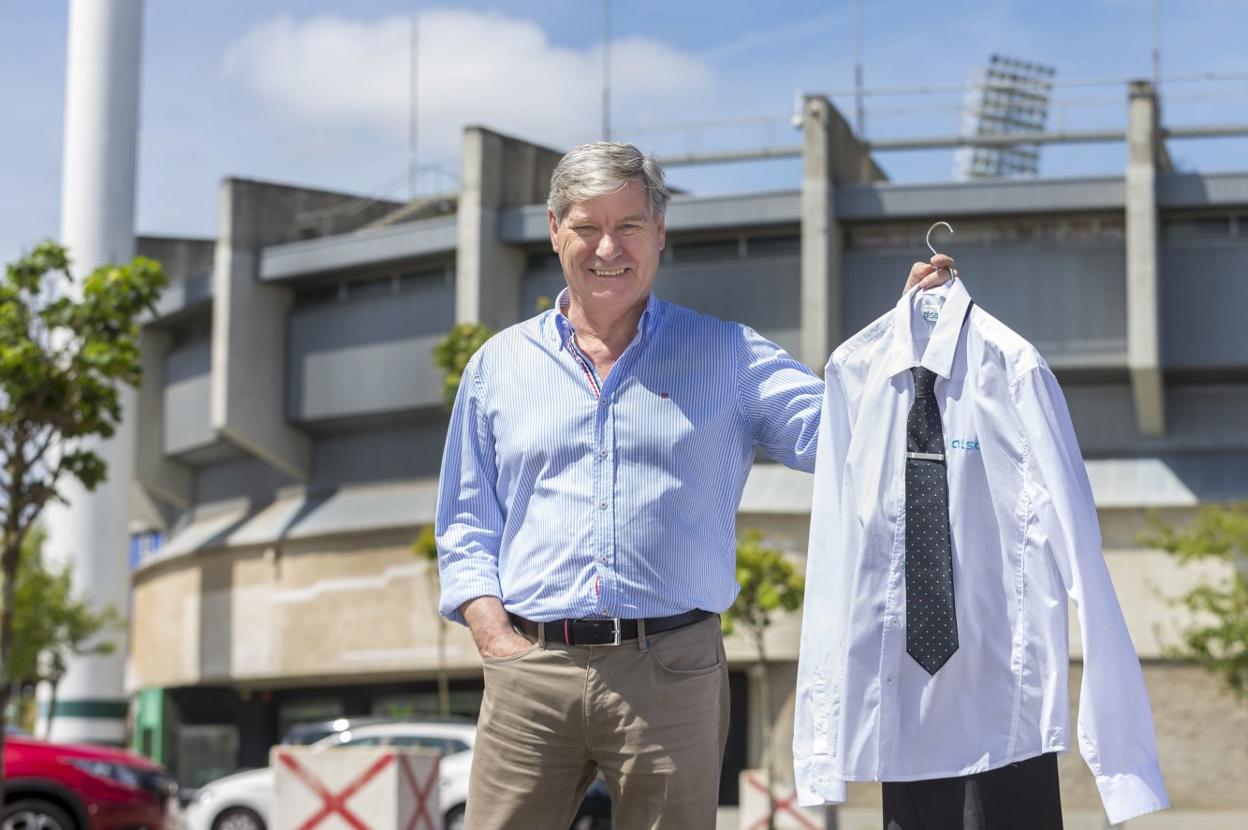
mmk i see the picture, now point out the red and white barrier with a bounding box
[272,747,440,830]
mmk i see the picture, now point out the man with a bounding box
[436,141,952,829]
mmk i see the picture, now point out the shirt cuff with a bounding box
[1096,760,1169,825]
[438,560,503,625]
[794,756,847,807]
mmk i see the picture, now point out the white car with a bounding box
[184,721,476,830]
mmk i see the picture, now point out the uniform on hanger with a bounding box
[793,279,1168,827]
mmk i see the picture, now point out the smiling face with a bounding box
[547,178,666,321]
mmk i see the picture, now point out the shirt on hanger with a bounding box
[793,279,1168,826]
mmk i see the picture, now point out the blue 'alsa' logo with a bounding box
[950,439,981,451]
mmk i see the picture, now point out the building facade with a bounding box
[128,89,1248,824]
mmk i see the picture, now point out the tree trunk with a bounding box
[44,678,61,741]
[0,532,26,803]
[424,571,451,717]
[436,618,450,717]
[752,627,776,830]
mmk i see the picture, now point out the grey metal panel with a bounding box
[194,456,295,509]
[259,217,458,281]
[523,256,802,357]
[312,420,449,486]
[1065,383,1248,454]
[837,177,1125,220]
[1158,173,1248,208]
[1161,239,1248,367]
[501,191,802,244]
[844,243,1128,368]
[163,337,214,454]
[288,290,452,422]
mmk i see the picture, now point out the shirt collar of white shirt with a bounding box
[881,277,973,381]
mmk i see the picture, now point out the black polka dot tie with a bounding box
[905,366,959,675]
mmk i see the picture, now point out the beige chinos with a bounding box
[464,615,730,829]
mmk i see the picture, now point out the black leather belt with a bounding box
[508,609,714,646]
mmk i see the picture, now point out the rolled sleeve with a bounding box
[435,355,506,625]
[734,324,824,472]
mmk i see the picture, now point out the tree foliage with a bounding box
[10,528,125,734]
[0,241,164,774]
[432,323,494,408]
[1143,503,1248,697]
[723,529,805,640]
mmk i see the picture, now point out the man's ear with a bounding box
[656,214,666,251]
[548,208,560,252]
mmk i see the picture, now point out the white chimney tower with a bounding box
[40,0,145,746]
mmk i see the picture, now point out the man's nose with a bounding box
[596,232,619,260]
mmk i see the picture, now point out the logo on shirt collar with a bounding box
[950,439,981,451]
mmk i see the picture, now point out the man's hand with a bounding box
[461,596,533,659]
[903,254,957,294]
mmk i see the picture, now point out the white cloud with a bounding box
[222,10,715,159]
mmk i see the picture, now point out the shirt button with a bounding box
[600,449,609,459]
[599,501,608,510]
[886,615,898,628]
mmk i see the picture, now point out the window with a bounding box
[388,736,470,755]
[336,735,387,748]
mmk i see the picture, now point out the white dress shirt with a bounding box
[794,279,1168,825]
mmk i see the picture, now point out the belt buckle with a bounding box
[608,618,622,646]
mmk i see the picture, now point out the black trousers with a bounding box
[882,753,1063,830]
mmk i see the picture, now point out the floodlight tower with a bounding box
[954,54,1056,180]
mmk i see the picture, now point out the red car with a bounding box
[3,733,176,830]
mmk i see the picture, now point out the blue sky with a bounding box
[2,0,1246,264]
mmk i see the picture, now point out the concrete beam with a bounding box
[135,328,192,508]
[1125,81,1166,435]
[456,127,564,329]
[212,179,393,480]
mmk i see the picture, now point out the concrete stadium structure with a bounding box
[127,88,1248,825]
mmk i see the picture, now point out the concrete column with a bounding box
[40,0,144,746]
[800,97,842,371]
[799,96,886,370]
[456,128,563,329]
[1125,80,1166,435]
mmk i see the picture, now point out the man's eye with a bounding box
[620,224,640,233]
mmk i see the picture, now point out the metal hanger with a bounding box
[925,221,957,283]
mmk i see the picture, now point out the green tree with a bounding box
[722,529,805,830]
[9,528,125,736]
[432,323,494,408]
[412,525,451,717]
[1143,503,1248,696]
[0,242,165,784]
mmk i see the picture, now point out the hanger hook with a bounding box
[926,221,953,259]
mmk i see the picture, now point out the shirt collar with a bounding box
[882,277,973,380]
[547,287,662,348]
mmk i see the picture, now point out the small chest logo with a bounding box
[950,439,981,451]
[921,309,940,322]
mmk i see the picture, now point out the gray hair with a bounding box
[547,142,671,224]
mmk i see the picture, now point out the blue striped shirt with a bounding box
[435,291,823,624]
